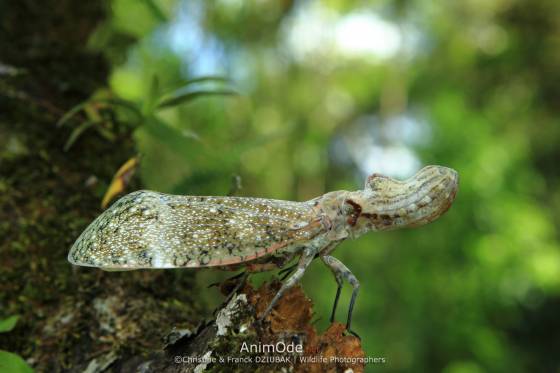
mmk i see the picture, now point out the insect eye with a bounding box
[342,203,354,215]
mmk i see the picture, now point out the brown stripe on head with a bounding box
[344,199,362,226]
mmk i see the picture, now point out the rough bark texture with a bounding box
[0,1,364,372]
[0,1,202,371]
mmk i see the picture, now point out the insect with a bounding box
[68,165,458,336]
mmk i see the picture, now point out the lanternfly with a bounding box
[68,165,459,336]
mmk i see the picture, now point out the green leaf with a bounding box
[156,88,238,110]
[63,121,95,152]
[57,98,142,128]
[0,315,18,333]
[144,75,160,115]
[97,98,142,117]
[56,101,89,127]
[95,125,117,142]
[0,350,34,373]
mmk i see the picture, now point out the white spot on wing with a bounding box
[152,250,167,268]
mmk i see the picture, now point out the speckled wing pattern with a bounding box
[68,190,323,269]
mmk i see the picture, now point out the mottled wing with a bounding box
[68,190,323,269]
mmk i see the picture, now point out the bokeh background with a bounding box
[2,0,560,372]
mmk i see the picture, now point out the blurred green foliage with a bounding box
[0,351,34,373]
[81,0,560,371]
[0,315,19,333]
[0,316,33,373]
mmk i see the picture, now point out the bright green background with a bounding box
[89,0,560,371]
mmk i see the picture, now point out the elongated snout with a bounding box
[352,165,459,232]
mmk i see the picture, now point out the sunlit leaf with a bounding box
[0,350,34,373]
[101,156,140,209]
[0,315,18,333]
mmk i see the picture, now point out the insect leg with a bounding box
[258,248,315,322]
[278,251,328,281]
[321,255,360,338]
[326,264,343,323]
[317,240,343,320]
